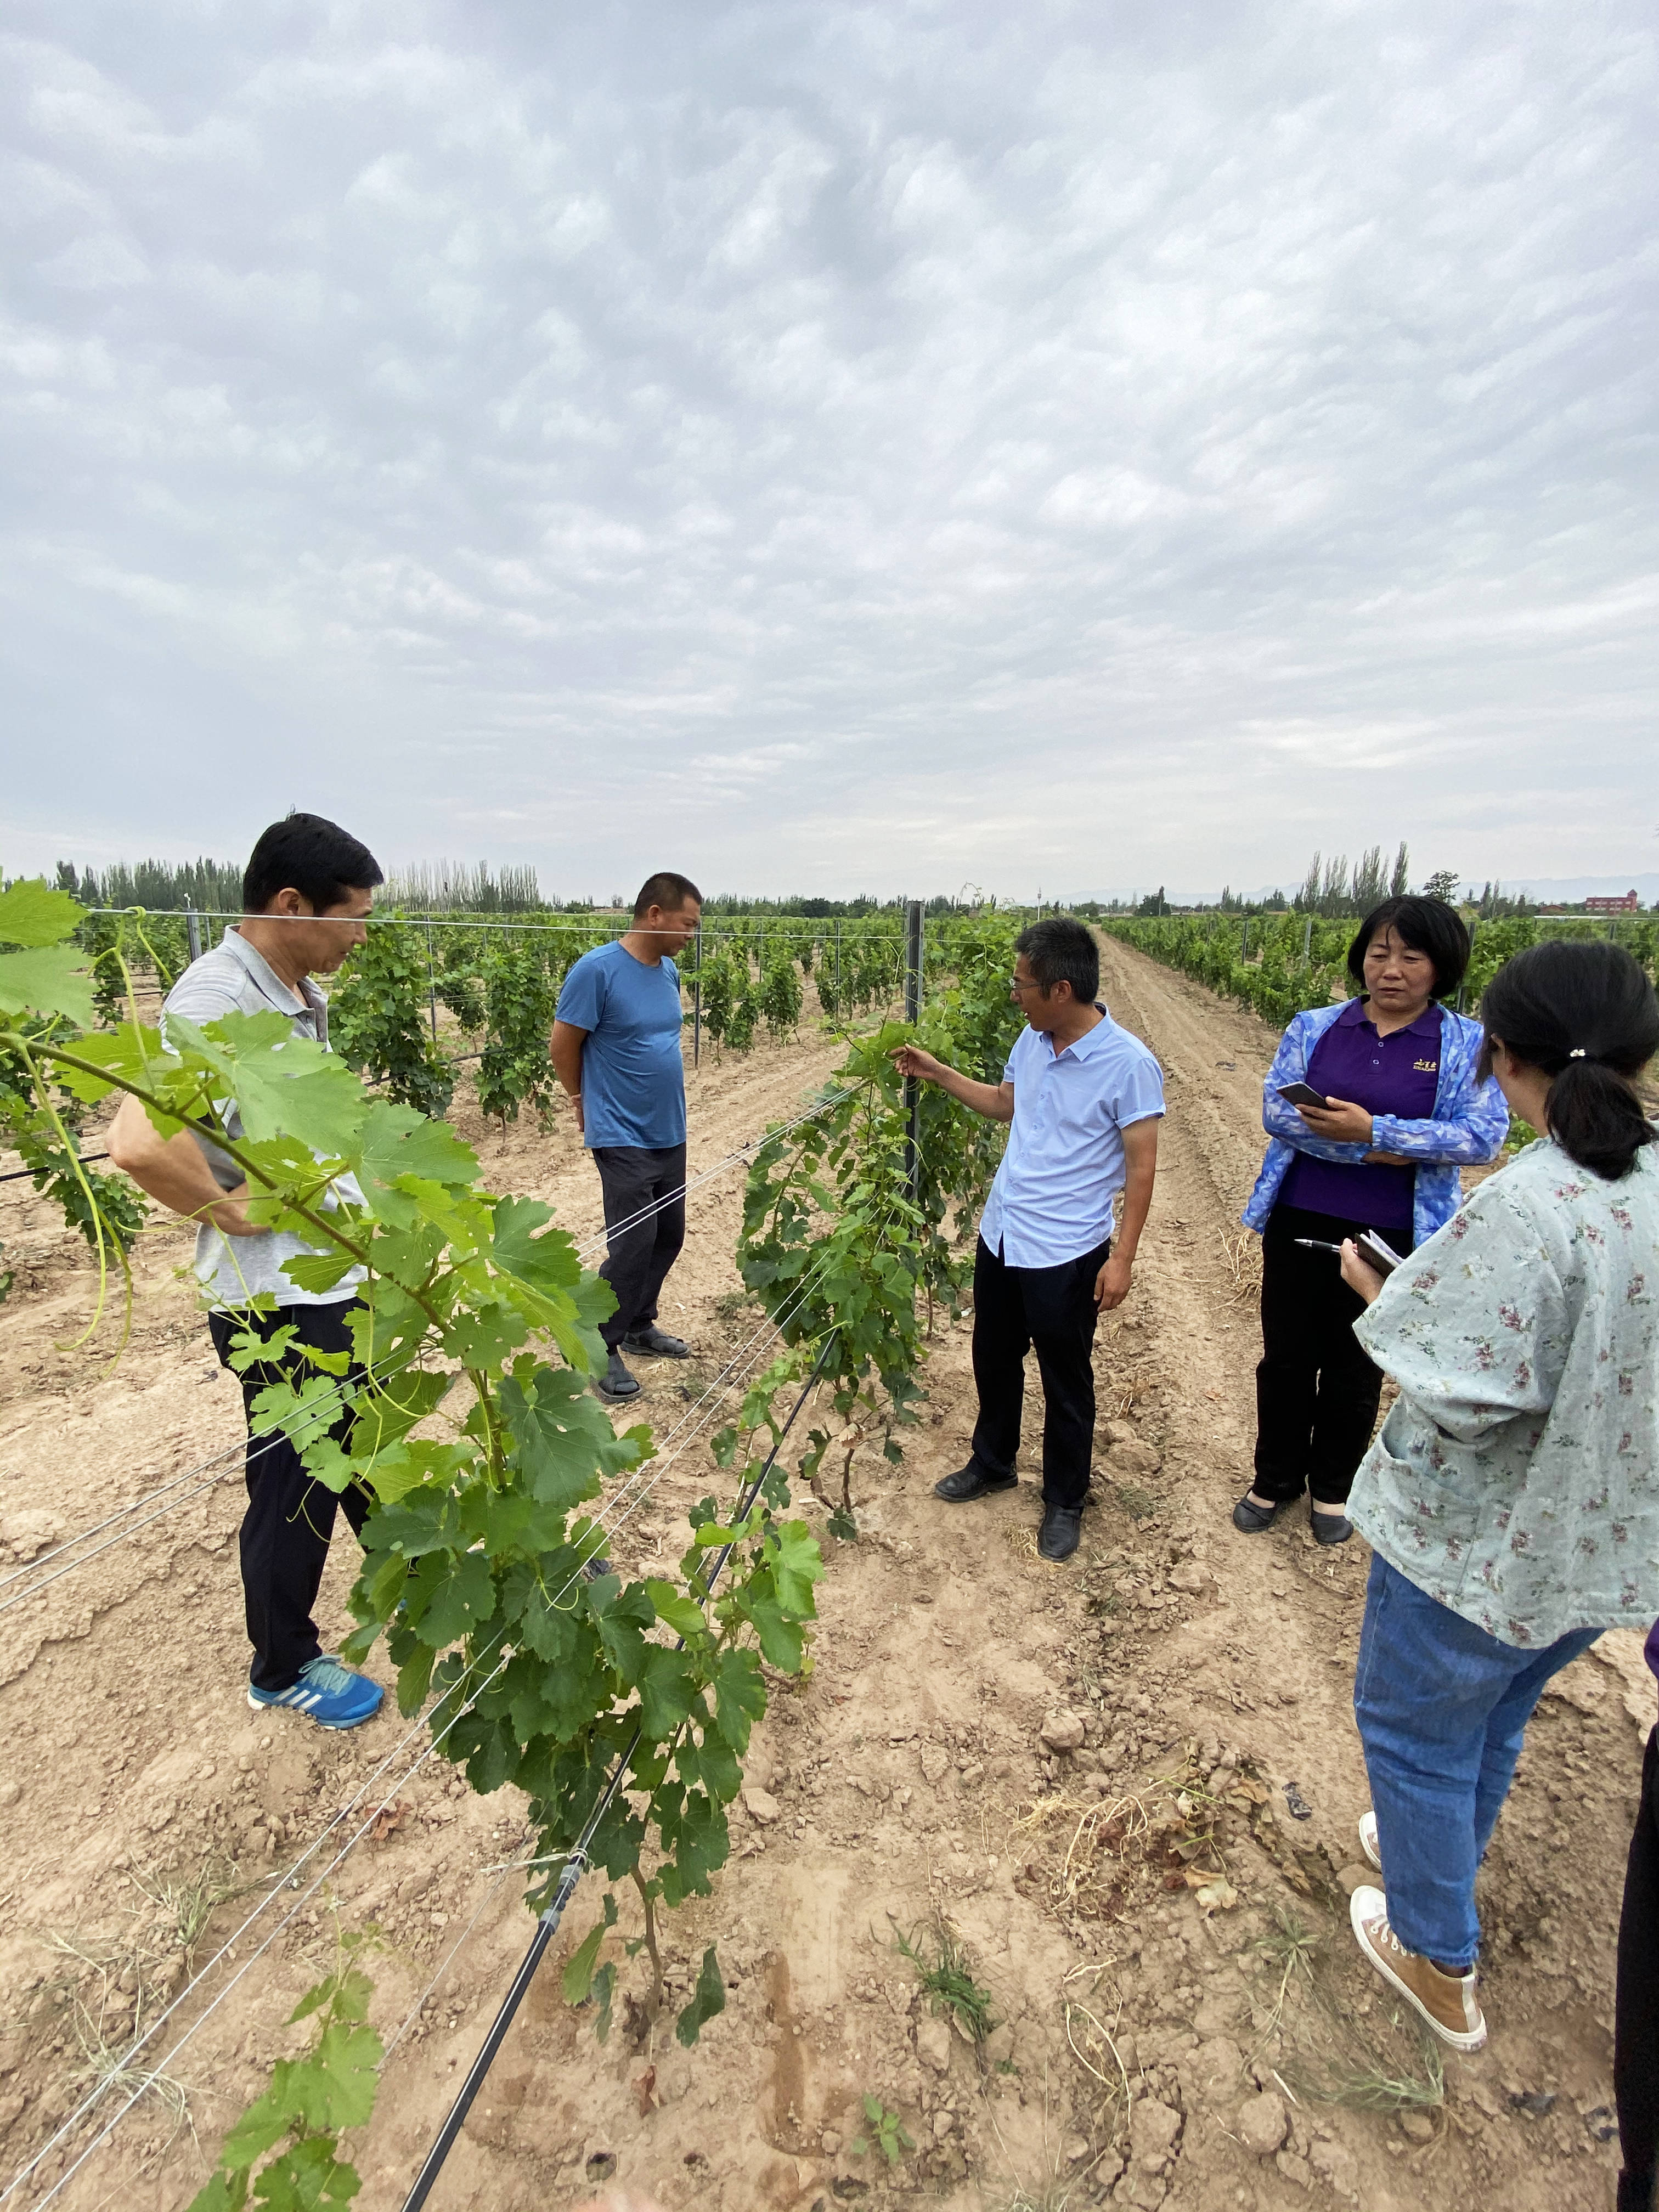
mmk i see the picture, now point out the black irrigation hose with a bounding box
[0,1151,109,1184]
[399,1328,839,2212]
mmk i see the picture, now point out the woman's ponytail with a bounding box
[1481,940,1659,1181]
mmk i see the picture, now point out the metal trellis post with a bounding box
[904,899,923,1205]
[185,900,202,964]
[693,924,702,1069]
[424,920,439,1043]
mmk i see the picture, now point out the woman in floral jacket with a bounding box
[1338,937,1659,2058]
[1238,898,1508,1544]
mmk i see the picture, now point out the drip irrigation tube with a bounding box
[398,1330,839,2212]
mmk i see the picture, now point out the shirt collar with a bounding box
[220,926,314,1017]
[1342,995,1442,1039]
[1042,1006,1115,1062]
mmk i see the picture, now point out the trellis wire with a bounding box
[0,1087,856,1615]
[5,1225,862,2210]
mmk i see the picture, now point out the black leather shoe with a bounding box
[1038,1504,1084,1562]
[1232,1493,1282,1533]
[1311,1505,1354,1545]
[933,1461,1017,1503]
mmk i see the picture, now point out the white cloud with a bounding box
[0,0,1654,899]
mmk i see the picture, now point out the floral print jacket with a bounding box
[1243,1001,1508,1248]
[1349,1138,1659,1646]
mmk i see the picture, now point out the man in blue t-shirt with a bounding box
[552,871,702,1401]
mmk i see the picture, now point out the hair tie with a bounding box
[1567,1048,1587,1059]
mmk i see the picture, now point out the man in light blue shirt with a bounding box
[894,917,1164,1560]
[552,871,702,1402]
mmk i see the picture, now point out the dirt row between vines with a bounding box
[0,947,1649,2212]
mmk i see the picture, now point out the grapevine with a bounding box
[730,912,1026,1523]
[0,884,823,2068]
[328,917,455,1118]
[185,1938,381,2212]
[476,930,560,1127]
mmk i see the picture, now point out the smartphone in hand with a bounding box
[1277,1081,1329,1109]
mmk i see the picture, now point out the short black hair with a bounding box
[1481,939,1658,1180]
[1347,896,1469,999]
[1015,916,1099,1003]
[242,813,383,914]
[634,871,702,919]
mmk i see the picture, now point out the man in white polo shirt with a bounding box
[893,916,1164,1561]
[106,812,387,1728]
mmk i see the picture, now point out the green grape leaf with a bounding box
[735,1587,805,1672]
[277,1249,363,1296]
[708,1646,768,1750]
[394,1640,436,1716]
[499,1363,639,1505]
[658,1789,730,1904]
[163,1011,369,1155]
[360,1439,475,1506]
[249,2137,362,2212]
[768,1520,824,1616]
[642,1579,707,1641]
[588,1578,654,1681]
[184,2171,248,2212]
[356,1100,478,1212]
[489,1196,579,1291]
[0,946,96,1025]
[634,1645,701,1740]
[561,1918,606,2005]
[674,1944,726,2047]
[676,1726,741,1804]
[0,879,84,947]
[347,1368,454,1457]
[404,1549,496,1646]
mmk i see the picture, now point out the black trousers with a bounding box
[969,1233,1110,1510]
[208,1300,370,1693]
[592,1143,687,1352]
[1254,1204,1410,1507]
[1617,1723,1659,2212]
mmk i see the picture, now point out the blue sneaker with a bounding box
[248,1655,383,1730]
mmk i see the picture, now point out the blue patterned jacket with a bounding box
[1242,1000,1509,1248]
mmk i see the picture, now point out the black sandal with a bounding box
[1311,1502,1354,1545]
[1232,1493,1282,1533]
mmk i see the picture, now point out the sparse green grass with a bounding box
[1113,1484,1156,1521]
[1313,2033,1446,2112]
[1250,1904,1321,2039]
[132,1855,242,1966]
[893,1911,997,2044]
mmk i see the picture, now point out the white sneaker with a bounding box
[1358,1808,1382,1871]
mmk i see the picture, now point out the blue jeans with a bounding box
[1353,1554,1602,1971]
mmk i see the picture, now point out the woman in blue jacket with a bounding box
[1236,898,1508,1544]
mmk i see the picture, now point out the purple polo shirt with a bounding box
[1279,999,1444,1232]
[1647,1618,1658,1690]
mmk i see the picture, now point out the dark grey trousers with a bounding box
[592,1143,687,1351]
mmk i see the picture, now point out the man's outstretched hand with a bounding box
[890,1044,945,1082]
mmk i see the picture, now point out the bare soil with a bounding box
[0,944,1647,2212]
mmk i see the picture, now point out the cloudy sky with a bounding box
[3,0,1655,902]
